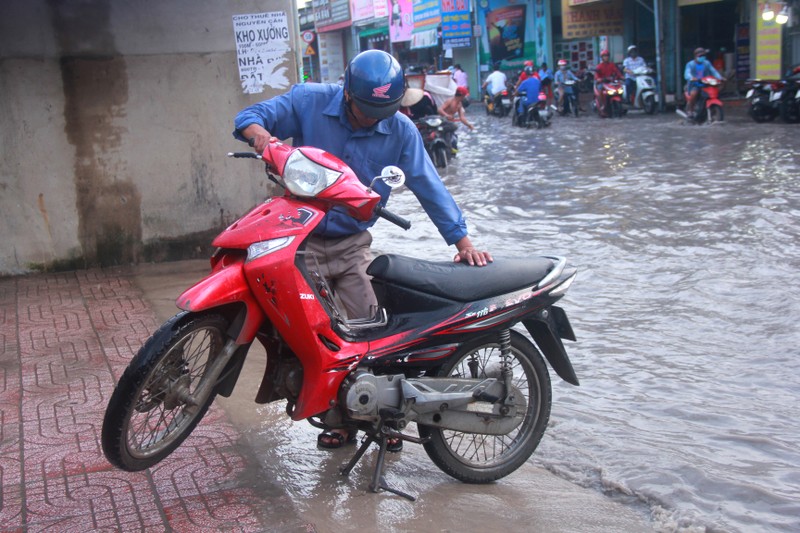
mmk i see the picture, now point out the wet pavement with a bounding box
[3,97,797,533]
[0,261,652,532]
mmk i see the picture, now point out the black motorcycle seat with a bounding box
[367,254,554,303]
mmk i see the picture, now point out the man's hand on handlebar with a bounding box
[241,124,277,154]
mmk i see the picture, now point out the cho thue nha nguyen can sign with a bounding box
[233,12,292,94]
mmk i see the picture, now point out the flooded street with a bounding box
[371,102,800,532]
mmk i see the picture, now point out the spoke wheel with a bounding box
[419,330,551,484]
[102,314,229,471]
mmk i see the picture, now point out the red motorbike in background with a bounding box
[678,76,724,124]
[592,77,625,118]
[101,140,580,500]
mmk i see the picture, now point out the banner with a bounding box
[735,23,750,80]
[390,0,414,42]
[442,0,472,48]
[232,12,291,94]
[477,0,547,69]
[560,0,623,40]
[755,3,782,79]
[485,5,526,63]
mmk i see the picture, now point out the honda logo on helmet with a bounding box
[372,83,392,99]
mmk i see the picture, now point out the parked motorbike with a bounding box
[677,76,724,124]
[512,91,553,128]
[778,74,800,123]
[557,80,579,117]
[592,77,625,118]
[414,115,456,169]
[101,140,580,500]
[746,79,780,123]
[624,66,657,114]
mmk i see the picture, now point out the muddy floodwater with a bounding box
[141,103,799,533]
[371,104,800,532]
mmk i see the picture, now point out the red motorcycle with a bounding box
[679,76,724,124]
[592,77,625,118]
[101,141,579,500]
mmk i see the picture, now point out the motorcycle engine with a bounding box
[340,371,403,422]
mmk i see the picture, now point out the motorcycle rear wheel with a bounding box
[102,313,228,471]
[434,146,448,169]
[419,330,552,484]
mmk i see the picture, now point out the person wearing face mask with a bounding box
[684,47,722,118]
[622,45,647,104]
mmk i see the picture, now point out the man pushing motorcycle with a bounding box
[234,50,492,451]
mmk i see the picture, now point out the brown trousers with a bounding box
[303,231,378,320]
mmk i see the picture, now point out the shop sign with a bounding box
[755,3,782,79]
[413,0,442,29]
[561,0,623,39]
[442,0,472,48]
[314,0,352,32]
[351,0,375,22]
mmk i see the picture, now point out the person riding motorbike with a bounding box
[539,62,554,106]
[594,50,624,118]
[554,59,579,113]
[440,86,475,133]
[684,47,722,118]
[482,63,508,109]
[234,49,492,450]
[622,45,647,103]
[514,67,542,122]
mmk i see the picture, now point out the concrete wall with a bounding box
[0,0,299,274]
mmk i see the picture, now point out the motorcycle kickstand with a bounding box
[340,421,424,502]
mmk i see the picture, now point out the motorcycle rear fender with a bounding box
[705,98,723,108]
[522,306,579,385]
[176,263,265,345]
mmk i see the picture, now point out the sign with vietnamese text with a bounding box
[755,4,782,79]
[442,0,472,48]
[232,12,291,94]
[314,0,352,32]
[560,0,623,39]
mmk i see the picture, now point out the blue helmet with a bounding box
[344,50,405,120]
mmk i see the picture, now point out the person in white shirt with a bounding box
[482,64,508,97]
[622,45,647,103]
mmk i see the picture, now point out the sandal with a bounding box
[317,429,357,449]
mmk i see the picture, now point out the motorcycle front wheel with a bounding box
[643,94,657,115]
[102,313,229,471]
[419,330,552,484]
[709,104,724,123]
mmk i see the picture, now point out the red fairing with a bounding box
[213,197,323,250]
[176,255,265,345]
[265,143,383,223]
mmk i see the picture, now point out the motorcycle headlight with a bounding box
[746,89,754,99]
[247,236,294,262]
[424,117,443,127]
[282,150,342,197]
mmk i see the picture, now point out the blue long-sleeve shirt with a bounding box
[684,58,721,81]
[234,83,468,245]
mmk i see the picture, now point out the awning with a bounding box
[359,26,389,38]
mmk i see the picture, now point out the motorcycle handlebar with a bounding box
[375,205,411,230]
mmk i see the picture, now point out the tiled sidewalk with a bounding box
[0,268,288,532]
